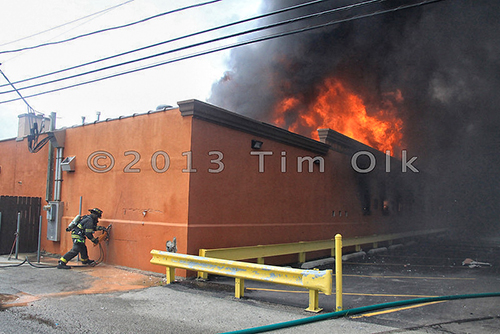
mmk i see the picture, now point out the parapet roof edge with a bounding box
[178,99,330,155]
[70,108,170,129]
[177,100,398,164]
[0,107,172,143]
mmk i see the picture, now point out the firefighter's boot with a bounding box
[57,260,71,269]
[82,259,96,266]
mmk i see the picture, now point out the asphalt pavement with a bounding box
[1,235,499,333]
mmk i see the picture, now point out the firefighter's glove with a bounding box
[92,238,99,245]
[97,226,107,231]
[66,227,71,232]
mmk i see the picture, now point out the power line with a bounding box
[0,0,338,90]
[0,0,382,94]
[0,0,441,102]
[0,66,35,111]
[0,0,221,55]
[0,0,446,105]
[2,2,130,65]
[0,0,134,48]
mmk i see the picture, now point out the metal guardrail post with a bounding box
[335,233,343,311]
[299,252,306,263]
[307,289,321,313]
[15,212,21,260]
[198,249,209,280]
[37,215,42,263]
[166,266,176,284]
[235,278,245,298]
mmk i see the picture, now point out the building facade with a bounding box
[0,100,428,274]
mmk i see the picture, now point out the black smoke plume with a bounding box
[209,0,500,237]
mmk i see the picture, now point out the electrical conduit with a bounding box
[223,292,500,334]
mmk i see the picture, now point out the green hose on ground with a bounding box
[224,292,500,334]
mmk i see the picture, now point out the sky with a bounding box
[0,0,262,140]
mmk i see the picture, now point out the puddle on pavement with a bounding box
[1,264,164,309]
[43,264,164,297]
[0,293,40,310]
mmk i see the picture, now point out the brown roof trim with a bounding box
[178,99,330,155]
[317,128,381,154]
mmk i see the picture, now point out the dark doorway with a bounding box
[0,196,42,255]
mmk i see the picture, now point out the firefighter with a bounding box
[57,208,105,269]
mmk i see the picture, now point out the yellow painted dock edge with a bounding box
[150,250,332,312]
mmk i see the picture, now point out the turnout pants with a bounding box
[60,240,89,263]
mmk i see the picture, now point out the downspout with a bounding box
[44,126,66,242]
[53,147,64,201]
[45,112,56,202]
[49,127,66,202]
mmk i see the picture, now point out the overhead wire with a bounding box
[0,0,340,90]
[0,67,35,111]
[0,0,222,55]
[0,0,384,96]
[0,0,134,48]
[0,0,136,113]
[2,1,133,64]
[0,67,48,152]
[0,0,446,105]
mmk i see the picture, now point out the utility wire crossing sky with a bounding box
[0,0,443,140]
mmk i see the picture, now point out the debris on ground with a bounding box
[462,258,492,268]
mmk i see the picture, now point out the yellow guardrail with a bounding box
[199,229,446,268]
[342,229,446,250]
[150,250,332,312]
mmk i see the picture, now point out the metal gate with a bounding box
[0,196,42,255]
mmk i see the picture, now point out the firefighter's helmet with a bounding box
[89,208,103,218]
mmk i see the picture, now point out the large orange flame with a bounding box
[272,78,403,154]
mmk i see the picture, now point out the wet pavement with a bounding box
[1,235,500,333]
[0,255,162,307]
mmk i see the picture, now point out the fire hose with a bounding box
[93,224,112,265]
[224,292,500,334]
[0,224,112,269]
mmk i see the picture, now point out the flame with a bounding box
[272,78,403,154]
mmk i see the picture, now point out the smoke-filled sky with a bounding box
[209,0,500,235]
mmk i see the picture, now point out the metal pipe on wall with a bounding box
[45,112,56,202]
[37,215,42,263]
[53,147,64,202]
[15,212,20,260]
[79,196,83,215]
